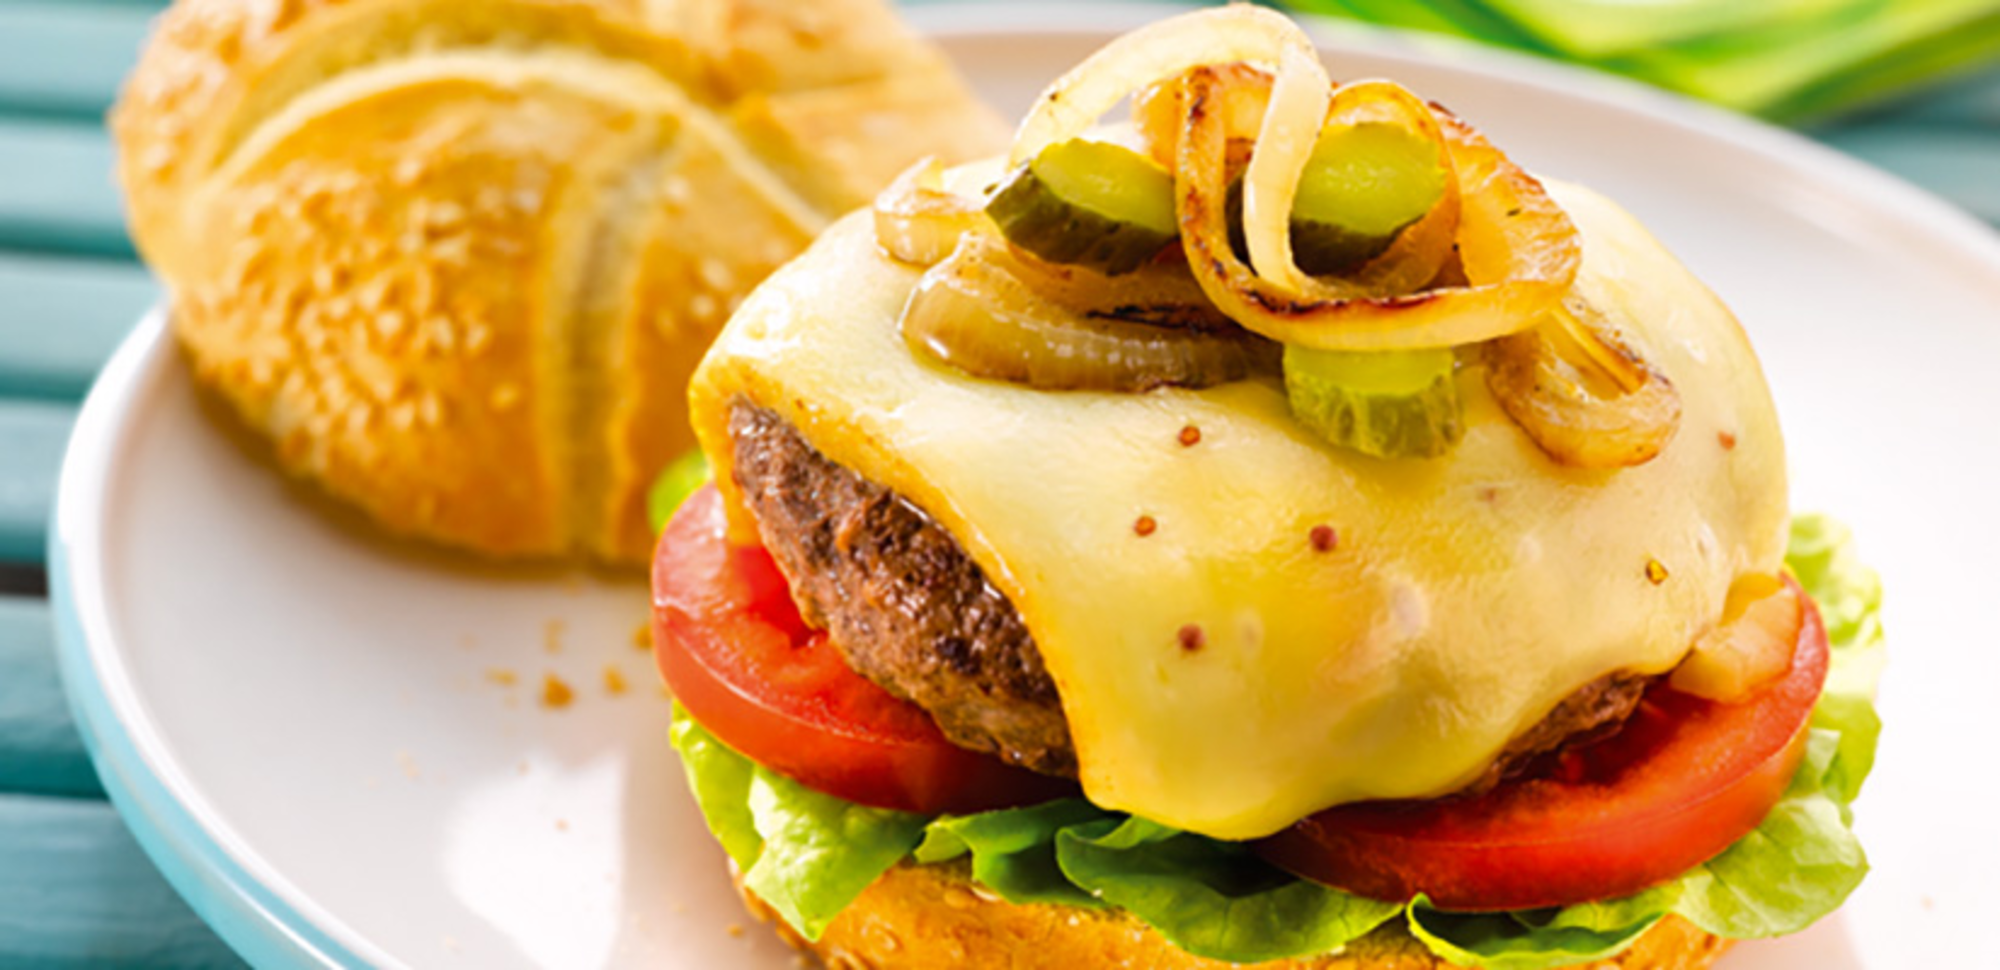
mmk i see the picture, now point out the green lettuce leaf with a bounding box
[647,449,713,534]
[669,711,763,869]
[1792,514,1887,808]
[667,516,1883,968]
[668,711,926,940]
[914,799,1110,908]
[1788,515,1885,651]
[1668,729,1867,939]
[1056,817,1403,962]
[1406,895,1666,970]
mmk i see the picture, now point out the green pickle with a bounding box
[1232,122,1447,276]
[986,139,1179,276]
[1284,345,1463,459]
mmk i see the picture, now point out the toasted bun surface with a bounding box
[114,0,1005,562]
[737,862,1732,970]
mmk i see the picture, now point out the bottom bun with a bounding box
[734,861,1732,970]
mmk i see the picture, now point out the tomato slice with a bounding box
[653,485,1073,815]
[1256,576,1828,911]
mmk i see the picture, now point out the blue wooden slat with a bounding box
[0,793,246,969]
[0,401,74,564]
[0,595,99,796]
[0,1,169,8]
[0,3,157,119]
[0,120,132,257]
[1876,64,2000,127]
[1815,124,2000,225]
[0,254,155,400]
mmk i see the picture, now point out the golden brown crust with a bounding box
[115,0,1006,561]
[594,126,819,562]
[738,863,1733,970]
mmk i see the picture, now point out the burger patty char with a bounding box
[729,401,1076,776]
[727,399,1650,789]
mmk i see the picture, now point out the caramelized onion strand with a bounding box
[901,235,1277,393]
[1010,5,1312,166]
[1484,296,1682,468]
[873,157,987,267]
[1175,65,1580,352]
[1241,44,1335,293]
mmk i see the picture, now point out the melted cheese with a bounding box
[689,179,1789,840]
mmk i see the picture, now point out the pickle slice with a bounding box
[986,139,1179,276]
[1284,345,1463,459]
[1231,122,1448,277]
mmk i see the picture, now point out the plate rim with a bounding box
[52,307,381,969]
[50,5,2000,969]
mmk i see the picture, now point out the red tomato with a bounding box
[653,485,1073,815]
[1257,576,1828,911]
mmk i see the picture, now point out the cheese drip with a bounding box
[689,176,1788,840]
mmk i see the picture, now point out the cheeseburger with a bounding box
[649,8,1884,968]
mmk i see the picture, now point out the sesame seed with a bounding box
[429,201,465,229]
[1646,559,1670,585]
[431,234,471,266]
[697,258,735,291]
[425,317,457,353]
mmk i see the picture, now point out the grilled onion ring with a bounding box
[1485,296,1682,468]
[873,157,987,267]
[1176,65,1580,351]
[902,234,1276,393]
[1134,62,1274,170]
[1010,5,1312,166]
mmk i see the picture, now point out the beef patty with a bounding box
[729,401,1076,776]
[726,399,1650,788]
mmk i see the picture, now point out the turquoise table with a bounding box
[0,1,1994,966]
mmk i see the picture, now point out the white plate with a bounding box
[53,4,2000,968]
